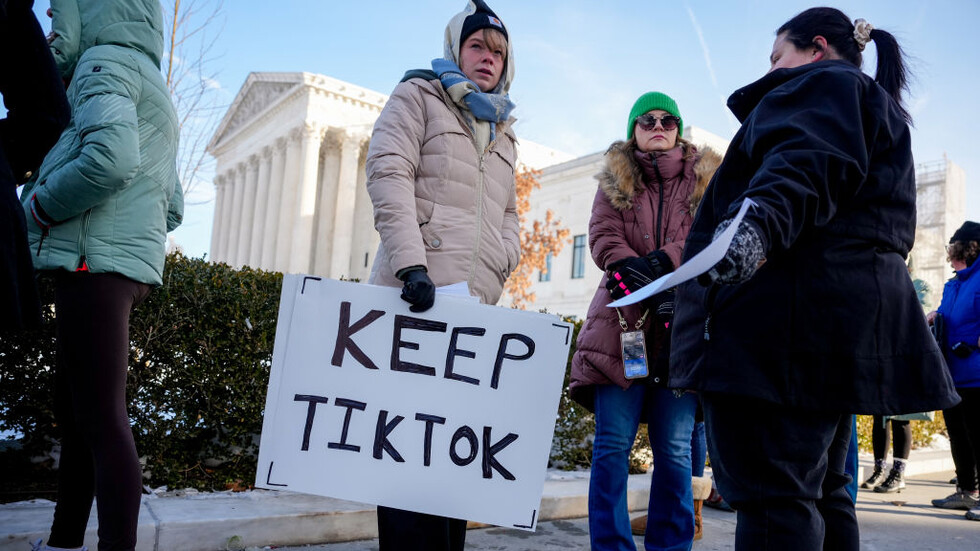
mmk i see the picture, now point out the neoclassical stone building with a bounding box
[207,72,571,282]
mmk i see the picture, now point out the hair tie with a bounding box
[853,18,874,51]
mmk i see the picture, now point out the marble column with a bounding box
[312,131,342,276]
[328,131,367,279]
[289,124,325,274]
[249,147,273,267]
[350,139,376,281]
[274,128,304,271]
[260,137,287,271]
[218,170,237,263]
[226,164,246,266]
[209,174,226,261]
[236,156,260,266]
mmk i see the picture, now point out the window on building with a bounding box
[571,235,586,279]
[539,253,553,282]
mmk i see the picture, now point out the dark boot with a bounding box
[861,461,886,489]
[874,466,906,493]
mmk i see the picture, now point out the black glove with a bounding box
[699,218,765,285]
[951,342,976,359]
[605,250,673,298]
[398,267,435,313]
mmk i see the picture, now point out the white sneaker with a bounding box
[967,506,980,521]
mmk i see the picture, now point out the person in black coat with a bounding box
[669,7,960,550]
[0,0,70,331]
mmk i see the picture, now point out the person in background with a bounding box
[364,1,518,549]
[569,91,714,550]
[669,7,959,550]
[928,221,980,520]
[0,0,69,332]
[861,415,911,493]
[21,1,183,549]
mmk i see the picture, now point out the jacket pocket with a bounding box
[418,202,444,250]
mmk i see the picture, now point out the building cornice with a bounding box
[208,72,389,157]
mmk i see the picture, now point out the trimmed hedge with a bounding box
[127,253,282,489]
[0,253,949,497]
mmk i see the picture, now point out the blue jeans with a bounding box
[589,384,698,551]
[691,421,706,477]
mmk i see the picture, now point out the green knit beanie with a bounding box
[626,91,683,140]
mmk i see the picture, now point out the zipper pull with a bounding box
[703,314,712,341]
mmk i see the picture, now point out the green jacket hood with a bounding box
[49,0,165,79]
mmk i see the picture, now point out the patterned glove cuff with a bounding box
[710,219,765,284]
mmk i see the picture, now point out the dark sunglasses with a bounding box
[636,113,680,131]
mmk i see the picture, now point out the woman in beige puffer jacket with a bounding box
[364,2,519,550]
[366,0,519,309]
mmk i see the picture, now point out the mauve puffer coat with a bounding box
[569,141,709,410]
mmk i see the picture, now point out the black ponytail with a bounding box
[867,28,911,122]
[778,7,912,123]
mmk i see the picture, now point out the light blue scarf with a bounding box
[431,58,514,142]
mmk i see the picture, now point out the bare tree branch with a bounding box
[162,0,226,201]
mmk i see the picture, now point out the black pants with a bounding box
[48,272,150,551]
[703,392,858,551]
[871,415,911,461]
[377,506,466,551]
[944,387,980,493]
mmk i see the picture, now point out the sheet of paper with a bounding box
[437,281,479,302]
[607,198,758,307]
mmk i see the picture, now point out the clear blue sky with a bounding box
[31,1,980,258]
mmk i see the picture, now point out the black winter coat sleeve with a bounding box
[727,66,871,255]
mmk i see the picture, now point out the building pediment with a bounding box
[208,73,307,152]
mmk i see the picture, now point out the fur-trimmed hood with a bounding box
[690,147,723,216]
[596,140,698,211]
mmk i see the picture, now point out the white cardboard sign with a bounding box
[255,276,573,531]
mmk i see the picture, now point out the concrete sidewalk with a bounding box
[0,448,956,551]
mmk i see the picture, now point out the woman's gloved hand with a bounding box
[605,250,673,298]
[398,266,435,312]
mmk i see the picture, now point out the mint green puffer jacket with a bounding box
[21,0,182,285]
